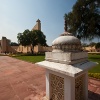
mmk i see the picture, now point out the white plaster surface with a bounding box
[45,71,50,99]
[44,69,88,100]
[45,52,88,64]
[45,70,75,100]
[52,35,81,45]
[36,61,97,77]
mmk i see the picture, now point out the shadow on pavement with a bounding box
[88,90,100,100]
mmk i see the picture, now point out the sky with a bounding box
[0,0,98,46]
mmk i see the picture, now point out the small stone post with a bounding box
[36,31,97,100]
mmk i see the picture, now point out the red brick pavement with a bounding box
[0,56,100,100]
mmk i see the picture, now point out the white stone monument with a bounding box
[36,31,97,100]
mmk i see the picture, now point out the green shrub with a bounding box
[88,73,100,79]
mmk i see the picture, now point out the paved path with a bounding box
[0,56,100,100]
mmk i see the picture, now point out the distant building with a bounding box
[17,19,52,53]
[0,19,52,53]
[0,37,17,53]
[83,46,100,52]
[32,19,41,31]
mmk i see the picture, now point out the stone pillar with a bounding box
[32,19,41,31]
[36,31,97,100]
[1,37,7,53]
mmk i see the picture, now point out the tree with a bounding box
[10,42,19,46]
[64,0,100,40]
[89,42,96,47]
[17,29,47,53]
[82,43,88,47]
[95,42,100,49]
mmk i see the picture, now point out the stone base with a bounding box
[45,52,88,64]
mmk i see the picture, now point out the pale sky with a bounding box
[0,0,98,45]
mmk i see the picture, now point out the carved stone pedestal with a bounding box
[37,52,96,100]
[36,31,97,100]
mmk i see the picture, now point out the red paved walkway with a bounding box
[0,56,100,100]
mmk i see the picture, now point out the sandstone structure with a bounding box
[0,19,52,53]
[0,37,16,53]
[17,19,52,53]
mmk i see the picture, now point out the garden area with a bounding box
[5,53,99,79]
[88,54,100,73]
[12,54,45,63]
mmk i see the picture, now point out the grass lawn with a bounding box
[88,54,100,73]
[13,55,45,63]
[12,54,100,73]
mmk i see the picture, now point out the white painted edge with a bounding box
[36,61,97,77]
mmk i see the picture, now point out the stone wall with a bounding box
[84,46,100,52]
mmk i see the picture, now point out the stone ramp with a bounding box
[0,56,99,100]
